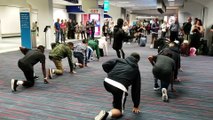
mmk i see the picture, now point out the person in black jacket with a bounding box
[148,51,176,102]
[11,45,48,92]
[94,52,141,120]
[112,18,126,59]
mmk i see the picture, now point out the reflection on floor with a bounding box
[0,37,21,53]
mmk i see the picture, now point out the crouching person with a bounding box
[95,52,141,120]
[48,42,75,79]
[148,51,176,102]
[11,45,48,92]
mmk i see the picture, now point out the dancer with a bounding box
[11,45,48,92]
[95,52,141,120]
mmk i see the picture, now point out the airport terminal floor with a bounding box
[0,38,213,120]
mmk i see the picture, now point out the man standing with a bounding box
[11,45,48,92]
[150,18,159,48]
[170,17,180,42]
[48,42,75,79]
[112,18,126,59]
[54,18,60,43]
[95,52,141,120]
[182,17,192,41]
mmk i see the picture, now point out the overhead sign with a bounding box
[20,8,32,49]
[104,0,110,11]
[64,0,78,4]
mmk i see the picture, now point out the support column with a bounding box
[27,0,54,49]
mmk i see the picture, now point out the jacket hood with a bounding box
[125,56,138,68]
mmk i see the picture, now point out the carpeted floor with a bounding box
[0,42,213,120]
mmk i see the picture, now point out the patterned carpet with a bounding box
[0,42,213,120]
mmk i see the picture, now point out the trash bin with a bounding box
[31,29,37,48]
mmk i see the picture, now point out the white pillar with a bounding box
[27,0,54,49]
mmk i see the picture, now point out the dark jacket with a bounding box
[102,56,141,108]
[159,47,180,79]
[112,25,125,50]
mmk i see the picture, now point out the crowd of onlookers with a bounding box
[54,18,96,43]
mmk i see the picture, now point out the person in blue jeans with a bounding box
[148,51,176,102]
[54,18,60,43]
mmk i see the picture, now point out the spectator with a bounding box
[54,18,60,43]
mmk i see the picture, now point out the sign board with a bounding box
[20,8,32,49]
[104,0,110,11]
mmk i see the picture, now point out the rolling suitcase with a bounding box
[139,36,147,47]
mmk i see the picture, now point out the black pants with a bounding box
[18,60,34,87]
[115,49,125,59]
[104,81,127,111]
[153,66,172,89]
[74,52,84,65]
[170,31,178,42]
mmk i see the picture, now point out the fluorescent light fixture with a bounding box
[168,0,175,1]
[118,1,130,4]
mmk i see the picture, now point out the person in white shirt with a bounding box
[161,21,167,38]
[98,36,108,56]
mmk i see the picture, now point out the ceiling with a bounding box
[98,0,184,16]
[53,0,184,16]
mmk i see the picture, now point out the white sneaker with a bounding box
[94,110,107,120]
[11,79,18,92]
[162,88,168,102]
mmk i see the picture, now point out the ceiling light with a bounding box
[168,0,175,1]
[118,1,130,4]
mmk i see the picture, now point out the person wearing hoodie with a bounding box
[153,42,181,90]
[94,52,141,120]
[148,50,176,102]
[112,18,127,59]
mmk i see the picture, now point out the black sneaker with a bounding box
[11,79,18,92]
[154,83,160,91]
[94,110,108,120]
[48,68,53,79]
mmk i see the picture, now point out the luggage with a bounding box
[180,40,190,56]
[139,36,147,47]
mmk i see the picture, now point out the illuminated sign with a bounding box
[104,0,110,11]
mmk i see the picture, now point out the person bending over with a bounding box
[48,42,75,79]
[148,51,176,102]
[11,45,48,92]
